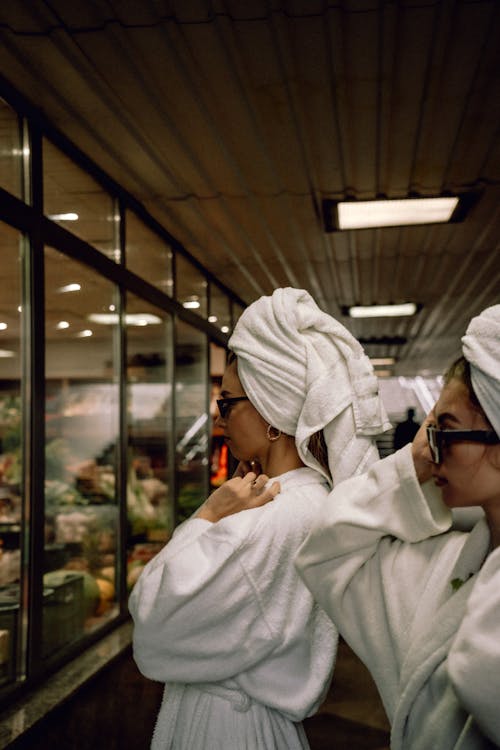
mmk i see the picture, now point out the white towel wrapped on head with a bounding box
[462,304,500,438]
[228,288,391,485]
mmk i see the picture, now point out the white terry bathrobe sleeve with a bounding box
[294,445,491,730]
[448,546,500,745]
[129,512,283,683]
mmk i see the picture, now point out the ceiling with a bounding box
[0,0,499,376]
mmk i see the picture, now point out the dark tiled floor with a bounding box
[10,638,390,749]
[304,639,390,750]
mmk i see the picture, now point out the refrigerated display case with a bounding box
[0,89,245,708]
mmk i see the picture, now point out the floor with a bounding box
[303,639,390,750]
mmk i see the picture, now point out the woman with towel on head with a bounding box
[293,304,500,749]
[129,287,390,750]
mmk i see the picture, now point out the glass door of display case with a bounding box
[43,247,121,659]
[175,321,209,523]
[0,85,245,701]
[0,222,24,686]
[125,294,174,592]
[209,343,230,490]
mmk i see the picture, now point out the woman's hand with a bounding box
[197,472,280,523]
[411,410,435,484]
[232,460,262,478]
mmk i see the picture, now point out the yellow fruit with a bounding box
[95,578,115,616]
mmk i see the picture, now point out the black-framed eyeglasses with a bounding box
[216,396,249,419]
[426,425,500,464]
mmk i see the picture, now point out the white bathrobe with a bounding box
[448,546,500,746]
[295,445,498,750]
[129,468,337,750]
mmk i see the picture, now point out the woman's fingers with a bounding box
[197,471,280,521]
[411,408,435,483]
[232,461,263,478]
[241,471,258,485]
[258,480,281,503]
[251,474,268,490]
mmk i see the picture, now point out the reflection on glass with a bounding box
[209,285,231,334]
[0,98,23,200]
[0,222,23,685]
[126,295,173,591]
[44,247,119,658]
[209,343,229,490]
[43,139,118,261]
[176,255,207,319]
[175,321,208,523]
[126,211,173,294]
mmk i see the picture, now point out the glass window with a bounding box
[209,285,231,335]
[176,255,207,319]
[44,247,120,658]
[0,222,23,686]
[43,139,119,261]
[209,343,230,491]
[175,321,208,523]
[126,295,173,592]
[0,98,23,200]
[126,211,173,294]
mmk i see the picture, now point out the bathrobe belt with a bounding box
[151,682,253,750]
[194,682,253,712]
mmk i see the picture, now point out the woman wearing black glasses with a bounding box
[129,287,390,750]
[296,304,500,749]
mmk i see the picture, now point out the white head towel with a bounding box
[228,288,391,485]
[461,304,500,437]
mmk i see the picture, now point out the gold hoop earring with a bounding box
[267,424,282,442]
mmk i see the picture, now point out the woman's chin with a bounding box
[440,486,472,509]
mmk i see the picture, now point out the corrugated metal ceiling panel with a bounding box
[0,0,498,375]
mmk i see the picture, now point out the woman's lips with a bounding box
[433,475,447,487]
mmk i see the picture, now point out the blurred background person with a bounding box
[393,406,421,450]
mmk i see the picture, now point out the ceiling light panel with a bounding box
[347,303,418,318]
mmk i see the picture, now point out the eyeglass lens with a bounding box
[426,427,441,464]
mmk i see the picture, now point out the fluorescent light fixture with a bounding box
[321,193,479,231]
[338,197,458,229]
[76,329,93,338]
[0,322,7,330]
[183,299,201,310]
[370,357,396,366]
[0,349,15,358]
[58,283,81,293]
[48,212,79,221]
[87,313,162,326]
[346,303,418,318]
[56,321,70,329]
